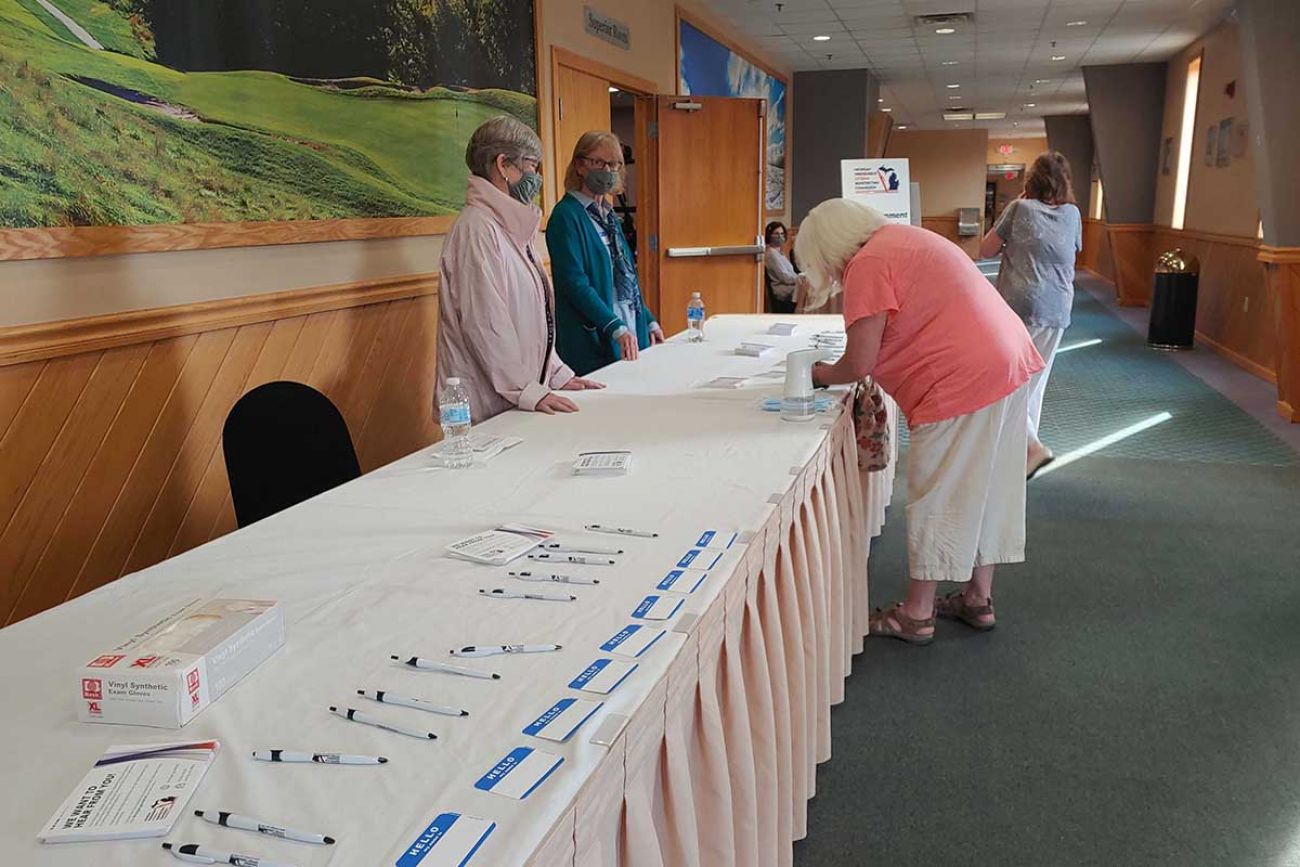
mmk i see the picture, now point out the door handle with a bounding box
[666,244,765,258]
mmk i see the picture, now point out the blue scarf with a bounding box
[587,202,640,310]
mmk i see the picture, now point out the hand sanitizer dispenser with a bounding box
[782,348,829,422]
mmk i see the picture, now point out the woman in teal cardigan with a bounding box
[546,131,662,376]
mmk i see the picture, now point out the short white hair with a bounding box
[794,198,889,309]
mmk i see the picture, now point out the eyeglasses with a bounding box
[512,156,541,173]
[580,155,624,171]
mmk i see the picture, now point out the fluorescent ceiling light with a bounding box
[946,83,961,88]
[942,60,960,66]
[813,35,831,41]
[975,112,1006,120]
[936,27,956,34]
[1035,79,1051,84]
[1052,55,1066,61]
[1023,102,1036,107]
[881,107,892,112]
[944,112,974,120]
[949,95,963,100]
[896,125,909,129]
[1066,20,1087,26]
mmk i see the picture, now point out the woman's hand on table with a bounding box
[536,393,580,414]
[561,377,605,390]
[617,331,640,361]
[649,323,665,345]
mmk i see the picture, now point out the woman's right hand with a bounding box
[536,393,580,414]
[617,331,640,361]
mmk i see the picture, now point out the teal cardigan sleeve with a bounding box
[546,200,624,339]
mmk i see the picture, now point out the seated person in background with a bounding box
[437,116,603,422]
[764,221,800,314]
[546,131,663,377]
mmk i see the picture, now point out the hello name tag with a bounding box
[522,697,604,742]
[568,658,638,695]
[694,529,739,550]
[632,594,685,621]
[395,812,496,867]
[600,624,667,659]
[474,746,563,800]
[657,568,709,594]
[676,548,724,571]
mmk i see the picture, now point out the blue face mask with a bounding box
[509,171,543,204]
[584,169,619,196]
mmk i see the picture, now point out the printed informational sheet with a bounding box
[572,451,633,476]
[474,747,564,800]
[446,525,554,566]
[395,812,496,867]
[840,158,913,224]
[38,741,220,843]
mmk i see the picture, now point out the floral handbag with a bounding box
[851,378,891,472]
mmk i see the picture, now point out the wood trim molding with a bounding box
[0,272,438,366]
[1153,227,1263,249]
[1105,222,1156,234]
[550,46,658,96]
[922,215,960,224]
[1195,331,1278,383]
[0,217,455,263]
[1258,245,1300,264]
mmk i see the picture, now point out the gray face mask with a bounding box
[508,170,543,204]
[584,169,619,196]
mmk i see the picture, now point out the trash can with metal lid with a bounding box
[1147,248,1200,350]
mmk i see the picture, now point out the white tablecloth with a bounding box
[0,315,895,867]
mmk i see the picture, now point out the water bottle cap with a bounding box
[446,377,460,386]
[691,292,701,299]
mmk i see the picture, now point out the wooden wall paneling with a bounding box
[1105,224,1156,306]
[0,364,43,440]
[920,217,979,259]
[354,296,440,470]
[0,354,100,539]
[8,335,200,622]
[71,329,237,600]
[1259,248,1300,421]
[0,347,148,622]
[353,299,422,467]
[279,311,339,383]
[122,323,274,575]
[329,302,408,448]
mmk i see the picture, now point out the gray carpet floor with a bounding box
[794,286,1300,866]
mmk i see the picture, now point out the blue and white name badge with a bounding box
[694,529,739,550]
[601,624,667,659]
[568,658,638,695]
[396,812,495,867]
[523,697,604,742]
[632,594,685,621]
[657,568,710,594]
[677,548,724,571]
[474,746,564,800]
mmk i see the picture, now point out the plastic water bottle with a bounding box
[438,378,473,469]
[686,292,705,342]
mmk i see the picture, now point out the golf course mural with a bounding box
[0,0,537,248]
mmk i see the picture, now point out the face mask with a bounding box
[584,168,619,196]
[508,169,543,204]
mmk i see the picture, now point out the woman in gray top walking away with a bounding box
[980,152,1082,477]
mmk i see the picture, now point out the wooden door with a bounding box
[552,63,612,198]
[654,96,765,333]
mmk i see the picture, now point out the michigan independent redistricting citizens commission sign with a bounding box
[840,159,912,224]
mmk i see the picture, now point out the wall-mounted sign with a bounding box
[841,159,912,224]
[1216,117,1233,168]
[585,6,631,50]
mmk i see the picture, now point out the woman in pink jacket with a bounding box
[437,116,603,422]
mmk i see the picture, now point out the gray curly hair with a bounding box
[465,116,543,180]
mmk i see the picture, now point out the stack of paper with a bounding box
[447,525,554,565]
[735,341,775,357]
[768,323,800,337]
[39,741,220,843]
[573,451,633,477]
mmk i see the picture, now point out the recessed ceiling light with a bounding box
[878,98,884,103]
[1023,102,1037,107]
[942,60,960,66]
[1051,55,1066,61]
[946,83,961,88]
[1035,79,1051,84]
[897,125,908,130]
[1066,20,1087,26]
[936,27,956,34]
[813,35,831,42]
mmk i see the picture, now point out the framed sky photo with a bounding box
[0,0,539,260]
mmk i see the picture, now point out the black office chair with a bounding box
[222,381,361,528]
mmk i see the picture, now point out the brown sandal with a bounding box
[935,591,996,631]
[868,603,935,646]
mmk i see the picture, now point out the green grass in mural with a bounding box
[0,0,537,227]
[15,0,153,58]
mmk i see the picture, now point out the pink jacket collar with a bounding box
[466,175,540,247]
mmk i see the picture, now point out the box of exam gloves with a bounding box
[75,598,285,729]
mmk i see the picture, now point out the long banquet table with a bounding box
[0,314,896,867]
